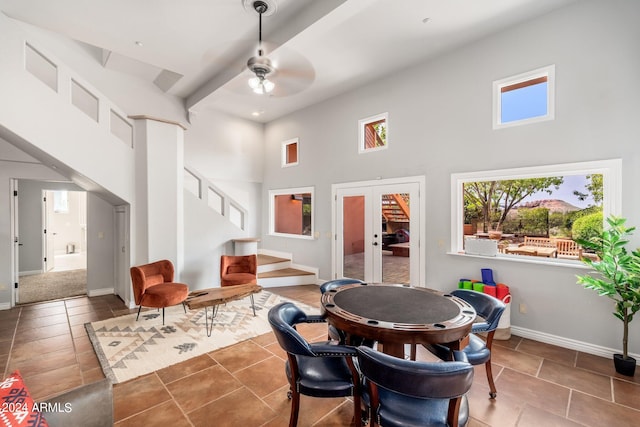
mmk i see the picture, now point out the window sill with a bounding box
[447,251,591,270]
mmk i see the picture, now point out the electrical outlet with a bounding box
[519,303,527,314]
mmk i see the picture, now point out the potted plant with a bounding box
[575,215,640,376]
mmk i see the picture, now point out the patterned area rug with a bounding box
[86,291,316,384]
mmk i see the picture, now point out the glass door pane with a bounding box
[342,195,365,281]
[380,192,410,284]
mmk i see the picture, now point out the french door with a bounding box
[334,180,421,285]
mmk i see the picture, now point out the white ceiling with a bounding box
[0,0,576,123]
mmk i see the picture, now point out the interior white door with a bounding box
[43,191,55,272]
[11,179,20,304]
[336,182,420,284]
[115,205,130,306]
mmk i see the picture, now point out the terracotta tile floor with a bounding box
[1,285,639,426]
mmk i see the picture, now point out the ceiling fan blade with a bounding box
[224,42,316,97]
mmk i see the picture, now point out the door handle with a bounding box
[373,242,378,246]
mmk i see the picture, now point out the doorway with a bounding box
[333,176,424,285]
[16,187,87,304]
[43,190,87,273]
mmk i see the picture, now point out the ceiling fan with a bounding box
[246,0,275,94]
[238,0,315,97]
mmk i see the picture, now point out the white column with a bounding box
[131,115,186,278]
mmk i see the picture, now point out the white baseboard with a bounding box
[87,288,114,297]
[290,263,318,276]
[511,326,640,365]
[0,302,11,311]
[19,270,42,276]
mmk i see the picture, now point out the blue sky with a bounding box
[501,82,547,123]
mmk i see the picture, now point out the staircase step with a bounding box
[257,254,291,273]
[258,267,317,288]
[258,254,289,266]
[258,268,315,279]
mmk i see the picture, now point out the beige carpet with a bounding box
[86,291,317,384]
[18,269,87,304]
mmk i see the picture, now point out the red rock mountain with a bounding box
[515,199,580,213]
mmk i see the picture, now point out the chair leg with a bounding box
[486,359,497,399]
[288,388,300,427]
[136,306,142,321]
[410,343,417,361]
[182,302,187,313]
[485,332,497,399]
[352,390,363,427]
[250,294,256,316]
[162,307,165,325]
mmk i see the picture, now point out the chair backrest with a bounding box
[451,289,506,333]
[220,255,257,276]
[523,236,555,248]
[130,260,174,305]
[556,239,583,258]
[319,278,365,294]
[268,302,317,357]
[357,345,473,400]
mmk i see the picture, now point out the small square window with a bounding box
[359,113,388,153]
[493,65,555,129]
[282,138,299,167]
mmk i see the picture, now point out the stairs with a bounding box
[382,194,410,223]
[257,253,317,288]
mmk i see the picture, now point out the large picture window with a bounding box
[451,160,621,264]
[269,187,314,239]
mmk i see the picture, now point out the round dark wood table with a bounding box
[321,283,476,358]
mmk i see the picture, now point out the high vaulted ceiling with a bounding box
[0,0,576,123]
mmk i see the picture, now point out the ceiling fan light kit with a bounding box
[247,0,275,95]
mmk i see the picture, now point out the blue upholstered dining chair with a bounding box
[268,302,362,427]
[431,289,506,399]
[357,345,474,427]
[319,278,367,343]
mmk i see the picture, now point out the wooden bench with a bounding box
[508,237,557,258]
[510,237,583,259]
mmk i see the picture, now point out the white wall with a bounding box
[182,191,250,290]
[262,0,640,355]
[86,193,115,295]
[185,109,265,184]
[0,13,135,204]
[184,108,265,239]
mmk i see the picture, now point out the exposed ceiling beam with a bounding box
[185,0,347,112]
